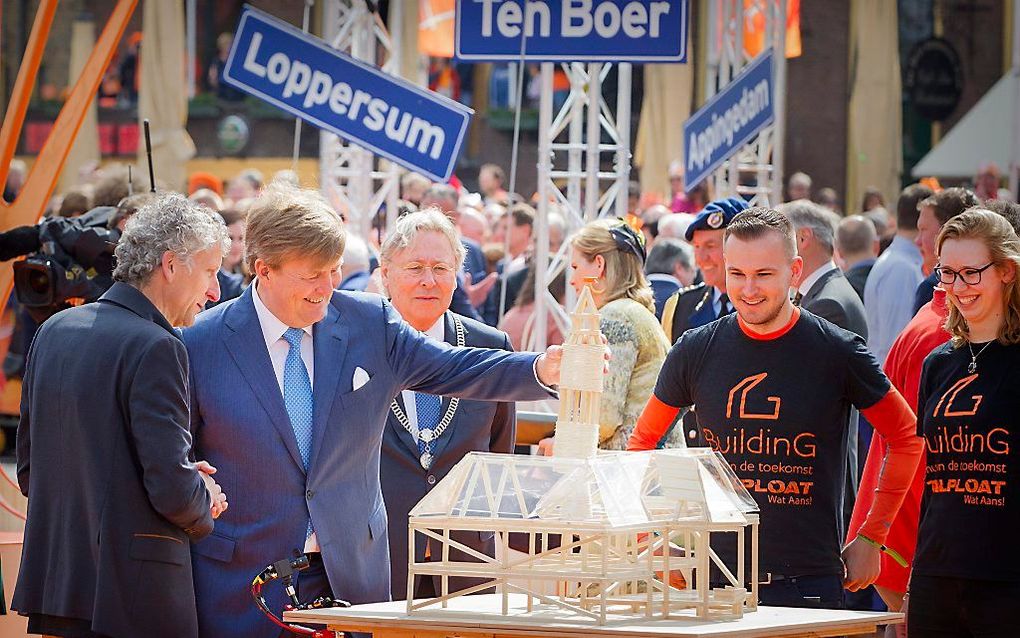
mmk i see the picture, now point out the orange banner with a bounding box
[744,0,801,59]
[419,0,455,58]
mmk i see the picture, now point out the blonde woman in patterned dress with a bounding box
[539,219,672,452]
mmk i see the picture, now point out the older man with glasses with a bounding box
[377,208,517,600]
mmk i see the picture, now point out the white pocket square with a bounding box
[352,367,371,391]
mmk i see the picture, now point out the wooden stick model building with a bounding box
[554,279,605,460]
[406,284,761,624]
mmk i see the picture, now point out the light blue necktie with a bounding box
[282,327,314,469]
[415,392,442,456]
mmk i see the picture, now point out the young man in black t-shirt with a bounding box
[629,208,922,609]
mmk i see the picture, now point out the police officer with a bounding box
[661,197,749,343]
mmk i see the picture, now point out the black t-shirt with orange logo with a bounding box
[914,341,1020,582]
[654,310,889,576]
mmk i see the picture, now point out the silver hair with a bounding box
[789,171,812,188]
[657,213,693,240]
[114,192,230,287]
[342,233,372,270]
[380,208,465,269]
[780,199,839,256]
[645,237,694,275]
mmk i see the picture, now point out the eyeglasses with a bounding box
[934,262,995,286]
[400,263,457,279]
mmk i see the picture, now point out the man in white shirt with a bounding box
[863,184,934,363]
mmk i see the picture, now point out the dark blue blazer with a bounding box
[183,287,551,638]
[207,269,244,309]
[648,275,681,320]
[339,269,371,292]
[381,312,516,597]
[14,283,212,638]
[462,238,487,284]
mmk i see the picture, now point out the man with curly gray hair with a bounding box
[14,192,229,638]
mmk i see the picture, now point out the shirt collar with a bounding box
[647,273,682,286]
[252,279,313,350]
[423,314,446,341]
[798,260,838,296]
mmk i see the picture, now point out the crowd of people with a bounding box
[4,153,1020,638]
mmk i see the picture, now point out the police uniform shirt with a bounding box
[914,341,1020,582]
[653,309,889,576]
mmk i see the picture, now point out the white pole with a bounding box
[771,0,788,205]
[1010,0,1020,199]
[533,63,554,351]
[292,0,314,173]
[585,63,602,220]
[614,63,632,219]
[186,0,196,98]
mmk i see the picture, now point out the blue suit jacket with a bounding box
[183,287,551,638]
[380,312,515,597]
[339,269,371,292]
[461,238,487,284]
[648,276,681,320]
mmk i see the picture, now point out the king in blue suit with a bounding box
[183,184,560,638]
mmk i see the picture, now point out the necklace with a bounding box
[390,315,465,469]
[967,340,994,373]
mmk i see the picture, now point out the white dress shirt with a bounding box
[711,287,729,317]
[252,281,314,389]
[798,260,839,297]
[399,316,445,440]
[863,236,924,364]
[251,280,318,551]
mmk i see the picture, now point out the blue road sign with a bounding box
[456,0,688,62]
[683,50,774,191]
[224,5,472,182]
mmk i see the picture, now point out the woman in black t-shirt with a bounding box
[909,209,1020,637]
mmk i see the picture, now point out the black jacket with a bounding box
[14,282,212,638]
[380,312,516,596]
[800,267,869,340]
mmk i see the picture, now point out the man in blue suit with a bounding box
[377,210,516,598]
[183,183,563,638]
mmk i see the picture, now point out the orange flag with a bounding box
[744,0,801,59]
[419,0,455,58]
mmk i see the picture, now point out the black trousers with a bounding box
[758,574,845,609]
[907,574,1020,638]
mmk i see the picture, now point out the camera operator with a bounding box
[1,194,153,381]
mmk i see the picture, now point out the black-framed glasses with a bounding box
[934,262,995,285]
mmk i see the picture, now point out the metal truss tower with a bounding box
[704,0,787,206]
[319,0,405,240]
[529,62,633,350]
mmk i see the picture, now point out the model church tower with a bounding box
[553,279,605,459]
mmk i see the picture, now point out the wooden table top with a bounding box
[285,593,901,638]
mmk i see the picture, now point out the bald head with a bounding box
[835,215,879,269]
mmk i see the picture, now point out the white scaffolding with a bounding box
[703,0,787,206]
[319,0,404,241]
[529,62,633,350]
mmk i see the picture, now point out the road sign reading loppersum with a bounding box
[224,5,473,182]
